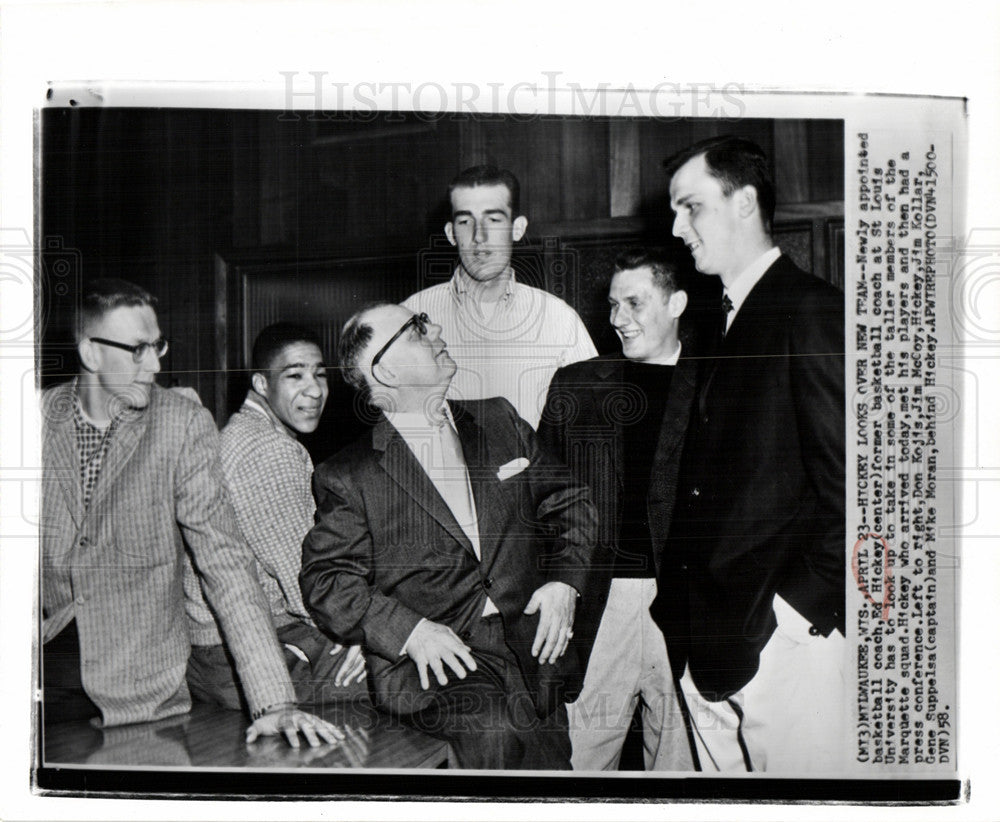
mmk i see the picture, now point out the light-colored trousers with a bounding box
[679,593,847,773]
[568,577,694,771]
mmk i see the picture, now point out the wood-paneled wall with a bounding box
[41,108,235,404]
[238,113,842,251]
[41,109,843,438]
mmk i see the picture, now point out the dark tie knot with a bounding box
[719,294,735,341]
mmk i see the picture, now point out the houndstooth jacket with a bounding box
[41,381,295,727]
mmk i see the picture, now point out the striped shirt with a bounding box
[403,268,597,429]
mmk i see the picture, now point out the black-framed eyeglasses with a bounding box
[369,313,429,386]
[90,337,169,363]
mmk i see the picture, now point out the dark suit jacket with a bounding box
[300,397,598,718]
[537,353,698,674]
[656,255,846,700]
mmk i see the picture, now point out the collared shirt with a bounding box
[385,401,498,626]
[723,246,781,333]
[451,265,516,301]
[43,380,298,720]
[186,390,316,646]
[385,402,482,556]
[403,267,597,429]
[655,341,682,367]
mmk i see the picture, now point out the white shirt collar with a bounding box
[450,266,516,302]
[244,390,296,438]
[724,246,781,318]
[629,341,682,366]
[384,399,456,436]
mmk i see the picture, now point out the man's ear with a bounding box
[669,289,689,318]
[77,338,100,373]
[444,222,457,247]
[372,359,397,386]
[736,185,759,220]
[512,215,528,242]
[251,372,269,398]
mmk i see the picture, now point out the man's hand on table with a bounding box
[245,704,345,748]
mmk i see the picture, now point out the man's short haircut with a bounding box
[75,278,157,341]
[664,136,776,233]
[448,165,521,215]
[251,322,324,374]
[614,248,682,298]
[338,302,394,396]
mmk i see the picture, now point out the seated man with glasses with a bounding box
[300,302,599,769]
[41,278,342,749]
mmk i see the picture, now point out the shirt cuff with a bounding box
[399,617,427,657]
[250,701,296,721]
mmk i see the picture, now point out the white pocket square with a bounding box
[497,457,530,481]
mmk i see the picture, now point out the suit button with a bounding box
[690,487,701,497]
[483,577,494,590]
[78,536,89,548]
[75,596,85,605]
[809,625,821,637]
[460,630,472,640]
[680,563,688,572]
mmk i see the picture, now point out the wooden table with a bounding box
[42,699,450,770]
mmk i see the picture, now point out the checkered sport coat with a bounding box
[41,382,294,727]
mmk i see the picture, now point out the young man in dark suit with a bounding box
[300,302,598,769]
[538,249,697,771]
[661,136,846,772]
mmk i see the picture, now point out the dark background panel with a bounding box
[41,109,844,461]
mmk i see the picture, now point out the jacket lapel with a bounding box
[373,415,478,559]
[648,356,697,571]
[451,402,500,567]
[45,383,83,529]
[699,257,785,414]
[595,358,626,494]
[85,404,150,516]
[652,356,695,471]
[720,256,791,348]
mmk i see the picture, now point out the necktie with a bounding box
[720,294,735,340]
[431,421,498,616]
[431,421,480,558]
